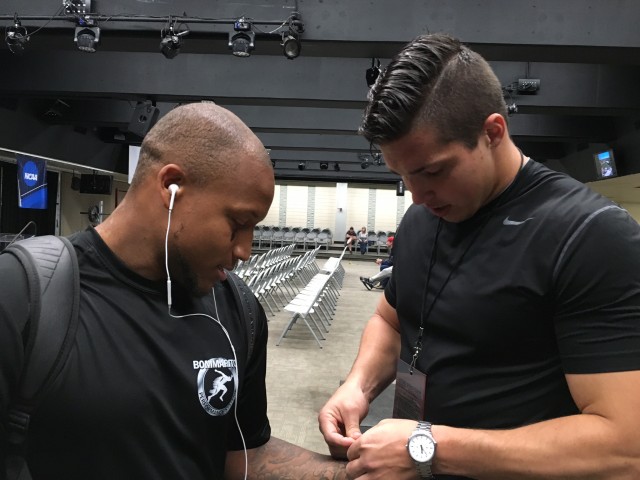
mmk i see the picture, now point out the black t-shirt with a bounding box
[387,161,640,432]
[0,228,270,479]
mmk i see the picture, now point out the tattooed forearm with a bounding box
[247,437,347,479]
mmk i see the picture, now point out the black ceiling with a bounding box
[1,0,640,185]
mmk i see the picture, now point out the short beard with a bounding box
[172,245,208,297]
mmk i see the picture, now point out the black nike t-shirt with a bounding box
[387,160,640,432]
[0,227,270,479]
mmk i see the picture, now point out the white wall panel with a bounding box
[285,185,309,228]
[260,184,280,226]
[346,187,370,232]
[314,186,336,230]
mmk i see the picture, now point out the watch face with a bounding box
[408,434,435,462]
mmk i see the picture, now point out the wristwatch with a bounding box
[406,421,437,479]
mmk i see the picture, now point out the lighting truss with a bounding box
[1,10,304,58]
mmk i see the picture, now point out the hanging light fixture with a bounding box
[5,15,29,54]
[366,58,381,87]
[228,17,254,57]
[358,153,371,169]
[74,18,100,52]
[281,31,301,59]
[281,13,304,60]
[160,19,189,59]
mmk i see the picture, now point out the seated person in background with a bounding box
[360,236,394,289]
[345,226,357,253]
[357,227,368,254]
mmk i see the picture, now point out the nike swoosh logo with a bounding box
[503,216,534,226]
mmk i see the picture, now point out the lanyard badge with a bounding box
[393,358,427,420]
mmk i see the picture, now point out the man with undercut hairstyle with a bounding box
[1,103,346,480]
[319,33,640,479]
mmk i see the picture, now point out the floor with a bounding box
[263,256,384,454]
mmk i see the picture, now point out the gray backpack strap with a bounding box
[226,272,256,363]
[4,236,80,480]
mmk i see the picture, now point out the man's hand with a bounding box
[346,419,417,479]
[318,381,370,459]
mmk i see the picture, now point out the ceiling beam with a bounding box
[2,51,640,113]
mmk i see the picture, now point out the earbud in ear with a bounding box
[168,184,179,211]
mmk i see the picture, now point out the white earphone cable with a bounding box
[165,205,248,480]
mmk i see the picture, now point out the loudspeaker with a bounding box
[71,175,81,191]
[128,102,160,138]
[80,174,113,195]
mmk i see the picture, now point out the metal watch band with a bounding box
[414,421,435,479]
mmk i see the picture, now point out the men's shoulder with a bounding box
[66,228,93,250]
[521,162,617,223]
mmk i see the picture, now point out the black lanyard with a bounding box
[409,150,525,373]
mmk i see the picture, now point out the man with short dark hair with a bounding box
[1,103,346,480]
[319,33,640,479]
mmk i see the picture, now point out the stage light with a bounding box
[319,162,329,170]
[298,162,306,170]
[334,163,341,172]
[372,153,384,166]
[5,16,29,55]
[229,17,254,57]
[75,23,100,52]
[366,58,381,87]
[280,13,303,59]
[281,31,301,59]
[271,159,276,168]
[360,159,370,169]
[160,21,189,59]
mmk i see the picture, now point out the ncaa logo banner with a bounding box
[17,154,48,209]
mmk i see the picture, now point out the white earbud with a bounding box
[166,184,180,307]
[168,184,179,211]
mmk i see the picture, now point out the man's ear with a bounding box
[483,113,507,148]
[157,164,185,209]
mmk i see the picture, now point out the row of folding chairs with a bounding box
[234,244,296,280]
[254,228,333,250]
[244,247,322,318]
[276,249,346,348]
[362,231,395,254]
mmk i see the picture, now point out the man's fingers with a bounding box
[327,432,355,459]
[346,424,362,440]
[346,451,365,478]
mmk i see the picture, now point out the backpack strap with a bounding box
[226,272,256,363]
[4,236,80,480]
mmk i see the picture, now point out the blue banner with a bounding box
[17,154,48,209]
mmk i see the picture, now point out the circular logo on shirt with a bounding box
[195,357,238,416]
[23,161,39,187]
